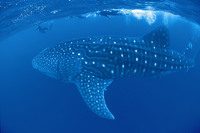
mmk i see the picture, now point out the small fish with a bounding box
[32,26,195,119]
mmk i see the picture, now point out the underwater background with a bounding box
[1,0,200,133]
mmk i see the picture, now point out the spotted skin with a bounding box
[32,26,195,119]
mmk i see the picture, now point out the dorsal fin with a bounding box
[142,26,169,48]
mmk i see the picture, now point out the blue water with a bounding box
[1,0,200,133]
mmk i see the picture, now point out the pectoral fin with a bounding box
[74,70,114,119]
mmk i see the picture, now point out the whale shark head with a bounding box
[32,47,61,79]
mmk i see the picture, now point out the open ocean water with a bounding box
[1,0,200,133]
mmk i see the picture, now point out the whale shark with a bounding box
[32,26,195,119]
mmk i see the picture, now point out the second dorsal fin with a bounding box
[142,26,169,48]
